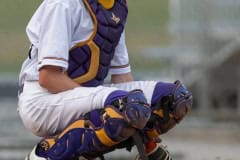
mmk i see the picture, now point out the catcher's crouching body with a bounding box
[32,81,192,160]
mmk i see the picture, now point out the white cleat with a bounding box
[25,146,47,160]
[25,146,101,160]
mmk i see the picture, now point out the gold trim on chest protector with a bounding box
[69,0,100,84]
[73,41,100,84]
[70,0,98,50]
[98,0,115,9]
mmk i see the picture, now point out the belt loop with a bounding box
[28,44,33,59]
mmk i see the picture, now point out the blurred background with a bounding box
[0,0,240,159]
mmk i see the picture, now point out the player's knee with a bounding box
[105,89,151,129]
[151,80,192,122]
[20,115,43,137]
[21,116,56,137]
[146,80,192,136]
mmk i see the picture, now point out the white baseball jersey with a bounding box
[19,0,130,87]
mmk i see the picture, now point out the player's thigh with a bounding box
[106,81,157,103]
[19,83,118,136]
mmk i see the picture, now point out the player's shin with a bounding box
[139,80,192,159]
[146,80,193,137]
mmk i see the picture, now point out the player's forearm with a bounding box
[39,66,79,93]
[111,72,134,84]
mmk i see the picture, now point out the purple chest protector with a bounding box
[67,0,128,87]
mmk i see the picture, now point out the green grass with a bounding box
[125,0,170,71]
[0,0,42,32]
[0,0,42,73]
[0,0,169,73]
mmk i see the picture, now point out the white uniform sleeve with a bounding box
[109,31,131,75]
[37,2,73,71]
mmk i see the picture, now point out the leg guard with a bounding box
[106,89,151,129]
[145,80,193,137]
[37,90,151,160]
[135,140,173,160]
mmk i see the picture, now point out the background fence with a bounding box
[160,0,240,113]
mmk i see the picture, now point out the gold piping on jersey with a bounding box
[98,0,115,9]
[69,0,100,84]
[42,57,68,62]
[110,64,129,69]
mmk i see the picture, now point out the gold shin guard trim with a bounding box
[95,128,119,147]
[59,120,85,139]
[153,109,164,118]
[147,129,159,138]
[43,120,85,150]
[105,107,124,119]
[68,0,100,84]
[98,0,115,9]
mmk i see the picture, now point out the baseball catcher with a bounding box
[18,0,193,159]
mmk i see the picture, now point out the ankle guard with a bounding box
[135,140,172,160]
[38,90,151,160]
[146,80,192,137]
[147,144,172,160]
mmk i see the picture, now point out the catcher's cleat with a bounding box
[32,89,151,160]
[25,146,98,160]
[25,145,46,160]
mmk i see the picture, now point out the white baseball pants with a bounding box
[18,81,157,137]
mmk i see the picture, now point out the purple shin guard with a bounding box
[105,90,151,129]
[146,81,192,135]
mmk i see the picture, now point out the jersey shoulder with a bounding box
[45,0,83,8]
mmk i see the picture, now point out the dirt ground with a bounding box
[162,126,240,160]
[104,116,240,160]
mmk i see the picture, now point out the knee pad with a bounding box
[106,89,151,129]
[146,80,193,137]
